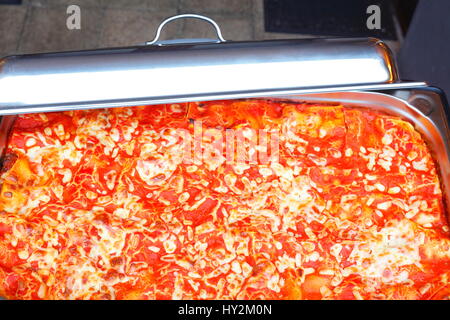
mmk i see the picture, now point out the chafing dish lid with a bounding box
[0,15,398,115]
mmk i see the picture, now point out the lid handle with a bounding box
[146,14,226,45]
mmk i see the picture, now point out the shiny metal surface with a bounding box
[0,37,397,115]
[0,114,15,164]
[0,82,425,116]
[146,14,226,45]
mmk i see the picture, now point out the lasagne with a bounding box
[0,99,449,299]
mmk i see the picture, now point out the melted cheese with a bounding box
[0,100,448,300]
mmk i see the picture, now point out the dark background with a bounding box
[264,0,449,98]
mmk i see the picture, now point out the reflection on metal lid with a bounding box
[0,38,398,115]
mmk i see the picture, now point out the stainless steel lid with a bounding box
[0,14,399,115]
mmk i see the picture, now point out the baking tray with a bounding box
[0,14,449,299]
[0,90,448,301]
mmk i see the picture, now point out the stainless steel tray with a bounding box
[0,13,449,301]
[0,89,448,301]
[0,14,447,218]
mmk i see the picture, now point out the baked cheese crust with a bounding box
[0,100,449,299]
